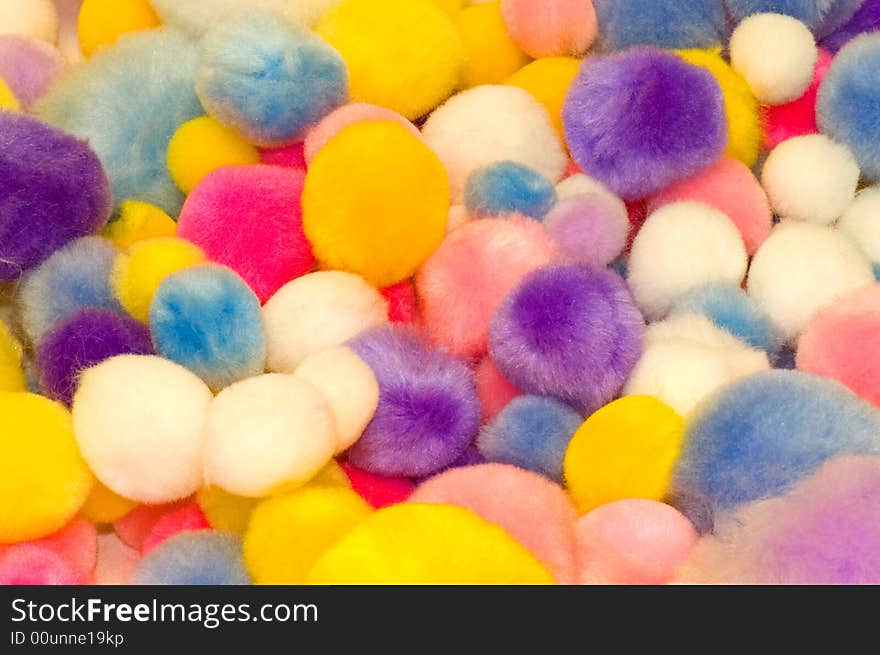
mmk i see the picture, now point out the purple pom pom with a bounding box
[488,265,644,415]
[0,113,111,281]
[35,308,154,406]
[348,325,481,478]
[543,193,629,268]
[562,48,727,200]
[821,0,880,53]
[0,36,65,109]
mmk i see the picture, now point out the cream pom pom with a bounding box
[838,187,880,266]
[0,0,58,43]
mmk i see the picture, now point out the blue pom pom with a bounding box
[873,262,880,281]
[594,0,729,50]
[673,370,880,512]
[478,395,583,483]
[464,162,557,220]
[725,0,864,35]
[196,9,348,147]
[670,282,781,353]
[131,531,251,585]
[150,264,266,391]
[818,33,880,181]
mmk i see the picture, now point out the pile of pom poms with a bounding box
[2,0,880,586]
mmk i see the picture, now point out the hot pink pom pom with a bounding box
[259,142,307,170]
[0,545,81,585]
[141,502,210,555]
[0,518,97,585]
[501,0,597,58]
[475,356,522,421]
[113,501,189,551]
[625,199,649,251]
[341,462,415,508]
[764,49,833,150]
[381,280,419,324]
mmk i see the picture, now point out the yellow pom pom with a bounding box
[678,48,763,168]
[507,56,581,140]
[80,480,137,524]
[455,3,530,88]
[78,0,160,58]
[308,503,554,584]
[197,486,259,535]
[564,396,686,515]
[317,0,464,120]
[308,459,351,489]
[303,121,450,287]
[428,0,464,15]
[0,76,20,111]
[244,486,372,584]
[111,237,205,322]
[0,393,93,543]
[167,117,260,194]
[0,320,26,393]
[103,200,177,250]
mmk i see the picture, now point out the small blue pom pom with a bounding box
[131,531,251,585]
[464,161,557,220]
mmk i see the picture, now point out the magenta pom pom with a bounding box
[543,193,629,267]
[764,48,833,150]
[142,502,210,555]
[340,462,416,509]
[259,142,307,170]
[381,280,419,324]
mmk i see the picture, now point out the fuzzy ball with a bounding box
[747,221,874,342]
[203,374,336,497]
[103,201,177,250]
[672,369,880,512]
[94,534,140,585]
[475,357,523,421]
[197,486,259,535]
[316,0,463,120]
[838,187,880,267]
[0,77,17,110]
[340,463,415,509]
[594,0,729,51]
[151,0,343,35]
[488,265,644,415]
[455,3,530,88]
[543,193,629,268]
[141,503,210,555]
[628,202,748,321]
[464,162,557,220]
[177,165,314,303]
[764,48,832,149]
[416,217,556,358]
[80,481,137,525]
[348,325,481,477]
[0,0,58,43]
[73,355,213,504]
[0,112,111,281]
[0,320,25,393]
[130,531,250,585]
[0,36,65,109]
[724,0,864,34]
[422,85,568,200]
[303,121,450,287]
[381,281,418,324]
[113,502,187,551]
[501,0,596,58]
[821,0,880,52]
[77,0,161,58]
[263,271,388,373]
[0,518,97,585]
[562,48,727,200]
[505,57,581,139]
[259,142,306,170]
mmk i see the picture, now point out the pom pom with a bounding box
[543,193,629,267]
[77,0,160,58]
[348,325,481,477]
[0,393,92,543]
[0,545,79,585]
[0,517,97,585]
[562,48,727,200]
[0,35,65,109]
[0,320,26,392]
[500,0,596,58]
[141,503,210,555]
[151,0,343,35]
[505,56,582,139]
[416,217,556,358]
[316,0,463,120]
[464,162,557,219]
[763,48,832,149]
[203,374,336,497]
[103,200,177,250]
[475,357,522,421]
[150,264,266,390]
[724,0,864,34]
[0,112,111,281]
[381,281,418,324]
[263,271,388,373]
[0,76,17,110]
[593,0,729,51]
[113,501,188,551]
[340,463,415,509]
[80,481,137,525]
[489,265,644,415]
[454,3,530,88]
[838,187,880,267]
[259,142,306,170]
[197,486,258,535]
[73,355,213,504]
[0,0,58,43]
[94,534,140,585]
[303,121,450,287]
[821,0,880,53]
[130,531,250,585]
[177,165,314,303]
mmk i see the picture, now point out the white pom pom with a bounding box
[422,85,567,200]
[0,0,59,43]
[627,201,748,321]
[747,221,875,342]
[838,187,880,265]
[203,374,336,497]
[294,346,379,454]
[761,135,860,225]
[729,13,817,105]
[72,355,213,504]
[262,271,388,373]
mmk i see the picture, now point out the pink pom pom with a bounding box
[259,142,307,170]
[113,500,188,551]
[764,48,833,150]
[412,463,579,583]
[95,534,141,585]
[0,518,97,584]
[177,165,315,303]
[381,280,419,324]
[341,462,415,508]
[574,499,698,585]
[624,199,648,251]
[0,545,81,585]
[648,157,771,255]
[501,0,598,58]
[475,356,522,421]
[141,502,210,555]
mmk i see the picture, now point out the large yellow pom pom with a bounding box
[244,486,372,584]
[111,237,205,322]
[0,320,26,393]
[456,3,530,88]
[78,0,160,58]
[0,77,20,111]
[507,56,581,140]
[429,0,464,15]
[103,200,177,250]
[564,396,686,515]
[0,393,93,543]
[678,48,763,168]
[167,117,260,194]
[303,121,450,287]
[308,503,554,584]
[80,480,137,524]
[316,0,464,120]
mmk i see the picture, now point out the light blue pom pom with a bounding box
[464,162,557,220]
[131,531,251,585]
[594,0,729,51]
[725,0,864,36]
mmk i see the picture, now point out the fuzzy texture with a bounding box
[672,370,880,513]
[505,57,582,140]
[36,29,203,216]
[488,265,644,415]
[259,142,306,170]
[80,481,137,525]
[103,201,177,250]
[455,3,530,88]
[18,237,121,343]
[0,320,25,393]
[177,165,314,303]
[348,325,481,478]
[263,271,388,373]
[0,113,111,281]
[0,0,58,42]
[151,0,342,34]
[817,33,880,181]
[764,48,832,149]
[478,396,582,483]
[838,187,880,265]
[422,85,568,200]
[141,503,210,555]
[77,0,161,58]
[94,534,140,586]
[627,202,748,321]
[412,463,579,583]
[822,0,880,52]
[555,172,619,204]
[196,10,347,147]
[761,134,860,224]
[747,221,875,342]
[543,193,629,267]
[72,355,213,504]
[464,162,558,219]
[35,309,154,407]
[130,531,250,585]
[416,217,557,358]
[381,281,418,324]
[340,463,415,509]
[0,545,80,585]
[475,357,523,421]
[0,77,17,110]
[562,48,727,200]
[725,0,865,34]
[113,501,188,551]
[593,0,728,50]
[0,35,65,109]
[501,0,596,58]
[150,264,266,391]
[304,103,421,163]
[0,518,97,585]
